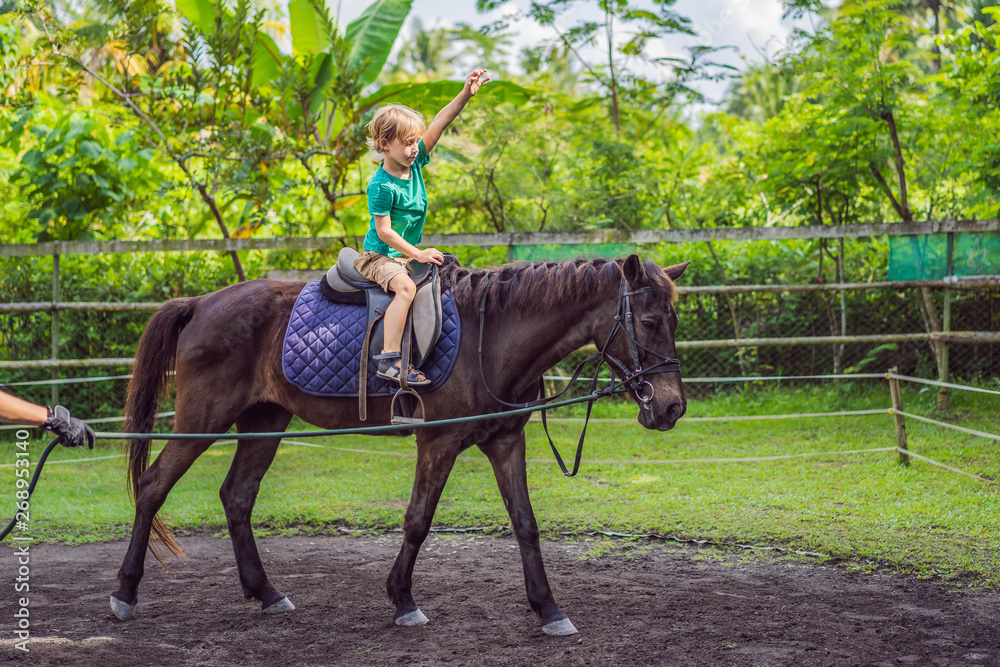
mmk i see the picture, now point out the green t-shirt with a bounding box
[363,139,431,258]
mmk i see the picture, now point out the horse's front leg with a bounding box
[481,429,577,636]
[386,433,460,626]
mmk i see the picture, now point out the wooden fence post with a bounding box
[887,367,909,466]
[937,232,954,411]
[51,253,60,406]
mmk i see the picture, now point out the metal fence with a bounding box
[676,276,1000,390]
[2,220,999,412]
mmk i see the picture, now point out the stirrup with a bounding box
[391,388,426,425]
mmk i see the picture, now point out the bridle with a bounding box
[598,277,682,408]
[477,272,683,476]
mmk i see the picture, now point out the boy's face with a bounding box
[381,136,420,168]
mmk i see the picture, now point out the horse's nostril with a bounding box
[665,401,684,423]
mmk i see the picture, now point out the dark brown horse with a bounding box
[110,254,689,636]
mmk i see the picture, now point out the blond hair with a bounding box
[366,104,426,153]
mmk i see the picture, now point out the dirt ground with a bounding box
[1,532,997,666]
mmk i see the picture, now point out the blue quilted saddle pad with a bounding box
[282,280,461,397]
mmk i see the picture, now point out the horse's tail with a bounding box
[122,297,198,565]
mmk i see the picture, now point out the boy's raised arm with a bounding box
[422,69,490,153]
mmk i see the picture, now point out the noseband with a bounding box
[476,272,683,476]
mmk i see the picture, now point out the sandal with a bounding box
[374,352,431,386]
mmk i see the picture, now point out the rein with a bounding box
[476,273,682,477]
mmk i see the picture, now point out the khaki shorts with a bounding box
[354,250,410,291]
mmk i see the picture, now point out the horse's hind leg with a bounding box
[111,437,216,620]
[481,429,577,636]
[386,434,460,626]
[220,403,293,614]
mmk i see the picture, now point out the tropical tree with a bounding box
[519,41,579,95]
[9,0,531,276]
[477,0,699,132]
[936,6,1000,218]
[725,59,802,123]
[2,107,160,241]
[387,18,454,80]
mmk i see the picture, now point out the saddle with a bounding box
[323,247,445,423]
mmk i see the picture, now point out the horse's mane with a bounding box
[439,256,677,313]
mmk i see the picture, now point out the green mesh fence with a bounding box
[889,232,1000,280]
[511,243,636,262]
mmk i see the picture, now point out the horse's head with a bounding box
[597,254,689,432]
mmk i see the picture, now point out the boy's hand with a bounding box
[423,70,489,153]
[464,69,490,97]
[416,248,444,265]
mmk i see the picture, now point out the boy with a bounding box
[357,68,489,386]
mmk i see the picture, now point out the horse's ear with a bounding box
[623,254,645,287]
[663,261,691,282]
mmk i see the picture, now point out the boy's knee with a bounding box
[389,274,416,300]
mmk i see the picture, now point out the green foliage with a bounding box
[1,0,530,255]
[0,14,24,99]
[430,100,573,233]
[6,0,992,245]
[345,0,413,85]
[359,79,532,114]
[287,0,332,54]
[2,107,159,240]
[174,0,216,33]
[935,7,1000,217]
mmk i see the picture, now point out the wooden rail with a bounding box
[0,302,163,313]
[2,219,999,258]
[0,358,136,370]
[678,332,1000,348]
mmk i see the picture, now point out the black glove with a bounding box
[42,405,96,449]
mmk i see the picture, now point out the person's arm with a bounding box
[0,390,48,426]
[0,390,96,448]
[421,69,490,154]
[374,215,443,265]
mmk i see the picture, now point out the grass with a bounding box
[2,380,999,586]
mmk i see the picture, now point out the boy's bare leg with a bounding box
[382,273,417,356]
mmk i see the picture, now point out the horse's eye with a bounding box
[641,319,659,332]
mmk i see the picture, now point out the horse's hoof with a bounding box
[542,618,578,636]
[394,608,429,626]
[110,596,134,621]
[263,597,295,614]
